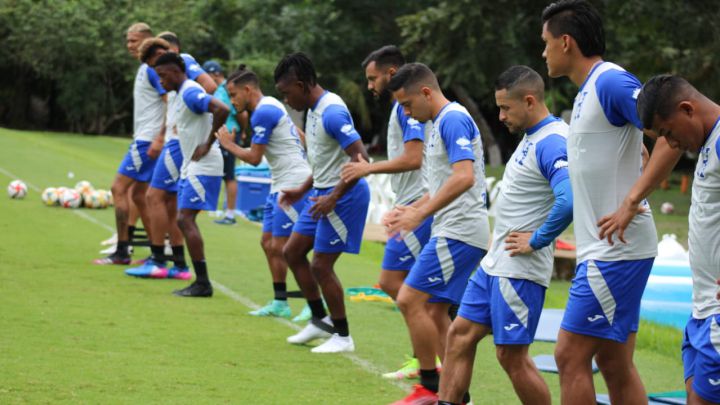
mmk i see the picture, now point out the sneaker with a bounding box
[161,266,193,280]
[214,216,236,225]
[292,304,312,323]
[390,384,438,405]
[383,356,420,380]
[131,255,151,265]
[100,233,117,246]
[99,244,133,255]
[124,260,166,278]
[287,317,333,344]
[173,281,213,297]
[249,300,292,318]
[93,252,131,265]
[311,333,355,353]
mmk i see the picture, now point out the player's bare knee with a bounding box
[496,346,527,374]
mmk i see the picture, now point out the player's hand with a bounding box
[385,205,423,236]
[505,232,535,256]
[279,187,305,208]
[192,143,210,161]
[214,125,234,149]
[308,194,337,220]
[148,137,163,159]
[597,198,647,245]
[341,154,371,183]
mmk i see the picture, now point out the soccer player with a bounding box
[540,1,658,403]
[214,66,312,318]
[438,66,573,405]
[202,60,249,226]
[153,52,230,297]
[599,75,720,405]
[157,31,217,94]
[273,52,371,353]
[94,22,162,265]
[384,63,490,404]
[341,45,434,379]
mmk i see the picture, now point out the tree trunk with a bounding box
[450,83,502,167]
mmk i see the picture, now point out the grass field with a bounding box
[0,128,686,404]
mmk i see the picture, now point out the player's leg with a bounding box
[215,151,237,224]
[497,344,550,405]
[130,181,152,242]
[594,333,647,404]
[124,185,168,277]
[249,232,292,318]
[554,330,599,404]
[438,317,490,404]
[379,270,407,300]
[428,302,452,362]
[94,172,134,264]
[166,193,189,276]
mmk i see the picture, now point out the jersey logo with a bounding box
[514,140,533,166]
[196,93,206,100]
[632,88,641,100]
[455,137,472,152]
[254,126,267,138]
[573,90,589,120]
[407,118,422,130]
[587,314,604,322]
[554,160,568,169]
[340,124,355,134]
[427,276,442,283]
[503,323,519,331]
[189,65,201,71]
[697,146,710,179]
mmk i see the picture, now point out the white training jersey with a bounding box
[305,91,362,189]
[165,92,179,142]
[689,118,720,319]
[172,80,222,178]
[133,63,166,142]
[251,96,312,192]
[426,102,489,249]
[568,61,657,263]
[482,116,569,287]
[388,101,428,205]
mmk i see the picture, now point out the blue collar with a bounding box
[433,102,454,122]
[527,115,561,136]
[311,90,329,111]
[701,115,720,151]
[578,61,605,92]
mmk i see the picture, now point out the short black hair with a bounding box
[139,37,170,64]
[228,64,260,87]
[158,31,180,48]
[387,62,439,93]
[542,0,605,57]
[154,52,185,72]
[495,65,545,99]
[637,74,694,130]
[273,52,317,87]
[361,45,406,69]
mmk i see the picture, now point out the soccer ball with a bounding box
[83,191,99,208]
[660,202,674,215]
[74,180,94,197]
[95,189,110,208]
[7,180,28,199]
[60,188,81,208]
[41,187,59,206]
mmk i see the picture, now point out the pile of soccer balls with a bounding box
[40,181,113,209]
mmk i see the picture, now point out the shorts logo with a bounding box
[427,276,442,283]
[709,378,720,386]
[164,178,174,184]
[281,222,293,229]
[190,196,201,203]
[125,166,136,171]
[398,255,413,262]
[587,314,604,322]
[329,238,342,246]
[503,323,519,331]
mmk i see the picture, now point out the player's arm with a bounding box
[215,104,281,166]
[196,73,218,94]
[341,113,425,182]
[597,136,682,243]
[279,175,313,207]
[237,110,250,145]
[148,70,168,158]
[215,126,266,165]
[182,88,228,161]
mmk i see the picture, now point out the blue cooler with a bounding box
[235,163,272,220]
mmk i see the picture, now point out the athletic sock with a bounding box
[172,245,187,268]
[225,209,235,219]
[116,241,130,257]
[150,244,165,264]
[462,392,471,404]
[331,317,349,337]
[192,260,209,284]
[273,282,287,301]
[419,368,439,393]
[128,225,136,242]
[437,402,459,405]
[308,299,327,319]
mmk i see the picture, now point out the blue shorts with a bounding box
[117,140,157,183]
[561,258,654,343]
[458,268,546,345]
[292,178,370,254]
[382,215,433,271]
[682,315,720,403]
[262,191,310,237]
[404,236,486,304]
[150,139,183,192]
[177,175,222,211]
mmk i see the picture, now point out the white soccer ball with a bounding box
[660,202,674,215]
[74,180,94,197]
[60,188,81,208]
[95,189,110,208]
[7,180,27,199]
[41,187,59,206]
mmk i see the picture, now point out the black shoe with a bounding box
[173,281,213,297]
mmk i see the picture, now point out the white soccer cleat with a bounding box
[100,233,118,246]
[287,317,333,344]
[311,333,355,353]
[99,244,133,255]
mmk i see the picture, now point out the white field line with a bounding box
[0,165,409,391]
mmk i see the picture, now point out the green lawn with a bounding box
[0,128,685,404]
